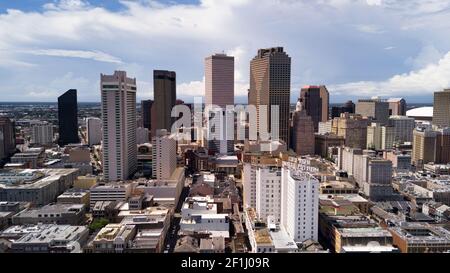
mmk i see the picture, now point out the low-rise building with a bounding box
[12,204,85,225]
[87,224,137,253]
[10,148,46,168]
[0,169,78,206]
[3,224,88,253]
[389,223,450,253]
[90,182,133,208]
[180,196,229,238]
[134,167,185,206]
[57,189,90,208]
[199,236,225,253]
[73,175,98,190]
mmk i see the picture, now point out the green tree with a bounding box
[89,218,109,231]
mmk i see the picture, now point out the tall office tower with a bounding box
[388,115,415,144]
[249,47,291,146]
[300,85,330,131]
[255,166,282,223]
[281,166,319,242]
[205,53,234,108]
[355,97,389,124]
[387,98,407,116]
[436,128,450,164]
[152,129,176,180]
[152,70,176,136]
[291,100,315,155]
[86,117,102,146]
[332,113,369,149]
[31,123,53,145]
[0,117,16,162]
[412,128,438,168]
[331,100,355,119]
[141,99,153,131]
[57,89,79,146]
[433,89,450,128]
[101,71,137,182]
[205,53,235,154]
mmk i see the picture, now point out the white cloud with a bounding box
[331,50,450,96]
[405,45,442,70]
[21,49,123,64]
[355,24,385,34]
[43,0,91,11]
[23,72,93,100]
[177,78,205,97]
[0,0,450,101]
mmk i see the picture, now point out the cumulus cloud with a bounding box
[0,0,450,102]
[331,50,450,96]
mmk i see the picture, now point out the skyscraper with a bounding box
[331,100,355,119]
[141,99,153,131]
[355,97,389,124]
[412,128,438,168]
[291,100,315,156]
[101,71,137,182]
[204,53,235,155]
[387,98,407,116]
[0,117,16,163]
[300,85,330,131]
[433,89,450,128]
[152,70,176,136]
[58,89,79,146]
[86,117,102,146]
[205,53,234,108]
[249,47,291,146]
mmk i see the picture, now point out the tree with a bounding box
[89,218,109,232]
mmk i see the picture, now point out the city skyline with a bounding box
[1,0,450,103]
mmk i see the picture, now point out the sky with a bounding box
[1,0,450,103]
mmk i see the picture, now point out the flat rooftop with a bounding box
[270,227,298,250]
[0,169,78,189]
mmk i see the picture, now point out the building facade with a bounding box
[433,89,450,128]
[58,89,79,146]
[86,117,102,146]
[152,70,176,136]
[300,85,329,131]
[281,166,319,243]
[249,47,291,146]
[101,71,137,182]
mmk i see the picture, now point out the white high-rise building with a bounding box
[242,163,257,208]
[101,71,137,182]
[86,117,102,146]
[280,166,319,243]
[256,166,282,223]
[31,123,53,145]
[152,129,177,180]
